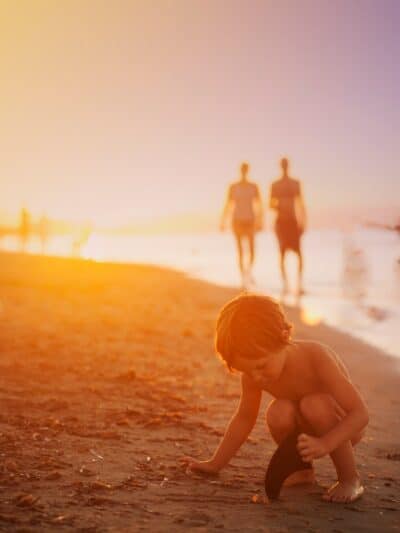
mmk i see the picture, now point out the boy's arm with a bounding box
[299,349,369,461]
[183,373,262,473]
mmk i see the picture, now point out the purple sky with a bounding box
[1,0,399,226]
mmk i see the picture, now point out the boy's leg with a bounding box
[333,402,364,446]
[299,393,364,502]
[266,399,315,486]
[266,399,297,443]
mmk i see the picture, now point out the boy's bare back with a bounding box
[241,340,352,402]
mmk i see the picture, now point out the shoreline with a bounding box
[0,242,400,359]
[0,252,399,531]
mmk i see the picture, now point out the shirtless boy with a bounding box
[184,293,369,503]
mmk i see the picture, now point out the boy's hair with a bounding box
[215,293,293,370]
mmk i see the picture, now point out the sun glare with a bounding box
[300,308,322,326]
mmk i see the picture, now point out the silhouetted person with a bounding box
[38,213,50,254]
[19,208,31,252]
[220,162,263,287]
[71,223,92,257]
[383,220,400,237]
[364,219,400,236]
[269,158,307,295]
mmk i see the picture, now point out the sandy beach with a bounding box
[0,252,399,532]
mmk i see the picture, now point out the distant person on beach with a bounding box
[19,207,31,252]
[269,158,307,295]
[183,294,368,503]
[71,224,92,257]
[38,213,50,254]
[365,219,400,236]
[220,162,263,287]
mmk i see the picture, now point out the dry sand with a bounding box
[0,252,399,532]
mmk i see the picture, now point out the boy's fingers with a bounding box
[297,441,309,451]
[299,448,313,460]
[299,449,313,461]
[297,440,308,447]
[298,433,308,440]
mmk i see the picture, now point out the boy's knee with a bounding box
[299,393,337,427]
[266,399,296,431]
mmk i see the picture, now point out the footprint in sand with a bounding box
[14,493,40,507]
[375,449,400,461]
[44,471,62,480]
[386,452,400,461]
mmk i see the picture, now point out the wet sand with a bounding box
[0,252,399,532]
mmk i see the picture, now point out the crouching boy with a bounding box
[184,294,369,502]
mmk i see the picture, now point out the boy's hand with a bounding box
[180,456,220,475]
[297,433,329,461]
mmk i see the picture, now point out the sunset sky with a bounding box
[1,0,399,228]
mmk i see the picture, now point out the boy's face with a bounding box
[231,350,286,387]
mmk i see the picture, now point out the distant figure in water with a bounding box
[364,218,400,300]
[220,162,263,287]
[269,158,307,295]
[341,236,369,305]
[182,293,368,503]
[394,220,400,299]
[19,207,31,252]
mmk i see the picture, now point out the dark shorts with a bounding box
[232,219,255,238]
[275,218,302,253]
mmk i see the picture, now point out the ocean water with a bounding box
[1,228,400,358]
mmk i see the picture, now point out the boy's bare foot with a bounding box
[283,468,315,487]
[322,477,364,503]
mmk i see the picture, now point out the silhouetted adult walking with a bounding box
[38,213,49,254]
[19,207,31,252]
[269,158,307,295]
[221,162,263,287]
